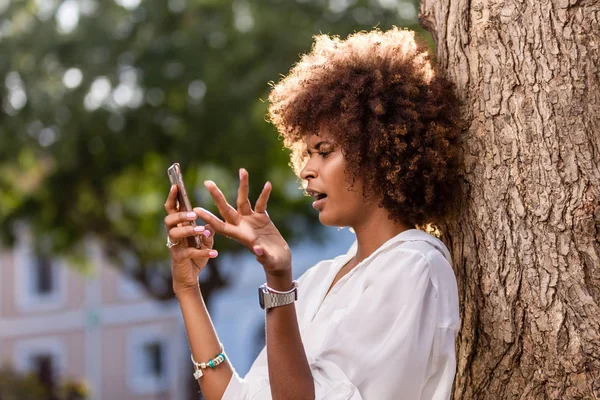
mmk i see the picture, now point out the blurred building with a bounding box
[0,226,188,400]
[0,225,354,399]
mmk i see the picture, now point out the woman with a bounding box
[164,27,462,400]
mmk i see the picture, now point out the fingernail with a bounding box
[254,247,264,256]
[170,185,176,192]
[186,212,197,218]
[203,230,211,237]
[239,168,243,180]
[193,226,205,232]
[209,250,218,257]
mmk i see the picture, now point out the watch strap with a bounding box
[259,281,298,310]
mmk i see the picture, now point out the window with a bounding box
[117,251,144,300]
[143,341,164,377]
[33,252,54,295]
[30,353,57,394]
[14,337,65,393]
[127,326,170,394]
[14,229,67,312]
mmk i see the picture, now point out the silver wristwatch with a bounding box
[258,281,298,310]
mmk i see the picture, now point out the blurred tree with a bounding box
[0,0,423,299]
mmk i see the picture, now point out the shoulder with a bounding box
[387,232,459,330]
[395,234,456,295]
[395,230,452,264]
[363,232,459,327]
[384,230,455,284]
[365,232,450,278]
[363,244,433,289]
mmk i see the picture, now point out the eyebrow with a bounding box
[308,141,332,152]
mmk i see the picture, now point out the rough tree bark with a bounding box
[419,0,600,398]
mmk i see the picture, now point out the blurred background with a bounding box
[0,0,426,398]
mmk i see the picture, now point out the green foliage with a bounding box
[0,364,48,400]
[0,0,423,297]
[0,363,88,400]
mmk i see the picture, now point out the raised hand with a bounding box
[164,184,218,293]
[195,168,292,278]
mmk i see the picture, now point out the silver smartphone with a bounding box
[168,163,202,249]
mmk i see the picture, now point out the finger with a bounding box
[237,168,253,215]
[253,245,264,257]
[252,245,273,267]
[164,185,179,214]
[254,181,272,214]
[173,247,218,260]
[204,180,239,224]
[200,224,215,249]
[194,207,240,239]
[165,210,199,229]
[168,224,208,241]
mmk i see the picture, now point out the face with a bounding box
[300,132,374,227]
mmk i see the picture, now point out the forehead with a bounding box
[304,127,334,148]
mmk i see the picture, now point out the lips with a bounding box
[306,188,328,210]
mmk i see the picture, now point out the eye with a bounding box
[319,150,332,158]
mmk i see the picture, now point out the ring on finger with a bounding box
[166,236,180,248]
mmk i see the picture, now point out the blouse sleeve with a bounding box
[222,248,457,400]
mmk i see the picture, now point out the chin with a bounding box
[318,211,349,227]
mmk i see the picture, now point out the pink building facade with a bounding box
[0,225,189,400]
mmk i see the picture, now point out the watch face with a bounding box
[258,287,265,309]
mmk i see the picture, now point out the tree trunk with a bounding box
[419,0,600,398]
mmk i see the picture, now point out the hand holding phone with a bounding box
[167,163,203,249]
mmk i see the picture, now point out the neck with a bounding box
[350,206,413,264]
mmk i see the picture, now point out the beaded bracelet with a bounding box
[190,344,227,379]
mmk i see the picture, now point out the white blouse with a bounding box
[223,229,460,400]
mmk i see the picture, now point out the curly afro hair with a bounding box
[268,27,463,226]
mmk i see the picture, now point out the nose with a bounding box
[300,157,318,181]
